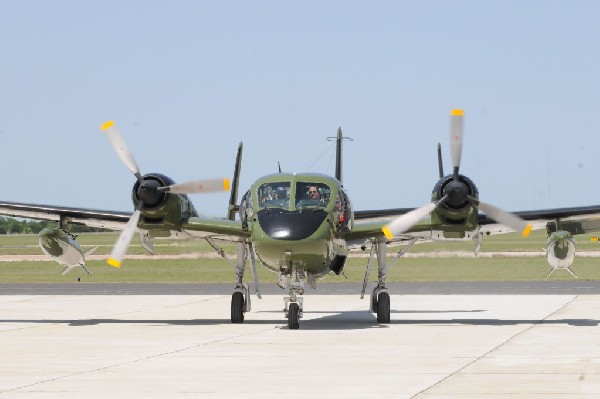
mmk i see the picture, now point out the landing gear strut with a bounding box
[361,238,392,324]
[206,238,261,324]
[280,267,305,329]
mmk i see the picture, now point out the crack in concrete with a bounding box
[411,295,579,398]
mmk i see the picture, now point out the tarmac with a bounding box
[1,289,599,398]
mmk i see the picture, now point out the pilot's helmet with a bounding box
[275,187,286,199]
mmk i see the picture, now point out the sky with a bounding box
[1,1,599,218]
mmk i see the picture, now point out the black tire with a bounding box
[231,292,245,323]
[288,302,300,329]
[376,291,390,323]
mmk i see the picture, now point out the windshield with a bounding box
[257,182,290,209]
[295,182,331,208]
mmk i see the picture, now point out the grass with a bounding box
[0,231,599,283]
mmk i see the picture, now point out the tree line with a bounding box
[0,217,108,234]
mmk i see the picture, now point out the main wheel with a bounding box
[288,302,300,329]
[231,292,245,323]
[376,291,390,323]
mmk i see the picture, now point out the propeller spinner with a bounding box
[100,120,230,268]
[382,110,532,239]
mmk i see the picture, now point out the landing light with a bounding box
[272,230,290,239]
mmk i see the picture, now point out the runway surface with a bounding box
[1,292,599,397]
[1,280,600,295]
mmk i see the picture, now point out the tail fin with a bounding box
[437,142,444,179]
[84,246,98,257]
[227,142,243,221]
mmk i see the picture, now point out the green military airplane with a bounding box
[1,110,600,329]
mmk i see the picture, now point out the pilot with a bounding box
[307,186,321,200]
[275,187,287,200]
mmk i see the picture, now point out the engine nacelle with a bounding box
[132,173,173,212]
[131,173,198,234]
[430,174,479,229]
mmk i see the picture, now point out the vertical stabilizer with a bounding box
[437,142,444,179]
[227,142,243,221]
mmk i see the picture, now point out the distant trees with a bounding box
[0,217,108,234]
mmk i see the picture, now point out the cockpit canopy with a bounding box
[238,173,352,239]
[257,181,332,210]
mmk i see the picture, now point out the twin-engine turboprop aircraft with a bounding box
[1,110,600,329]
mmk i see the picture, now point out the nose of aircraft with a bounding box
[257,209,328,240]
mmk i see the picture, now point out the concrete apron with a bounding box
[0,294,598,398]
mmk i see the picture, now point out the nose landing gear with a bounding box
[280,268,305,329]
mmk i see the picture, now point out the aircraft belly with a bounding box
[253,239,330,275]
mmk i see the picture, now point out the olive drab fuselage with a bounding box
[239,173,352,277]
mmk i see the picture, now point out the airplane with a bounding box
[1,110,600,329]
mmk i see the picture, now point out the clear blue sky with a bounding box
[1,1,599,217]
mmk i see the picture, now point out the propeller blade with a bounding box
[101,120,142,179]
[158,178,230,194]
[450,109,464,177]
[107,209,142,268]
[479,201,532,237]
[382,202,439,240]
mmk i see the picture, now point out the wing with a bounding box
[354,207,413,221]
[481,205,600,235]
[0,200,252,241]
[0,200,131,230]
[347,204,600,245]
[183,217,250,241]
[345,216,433,247]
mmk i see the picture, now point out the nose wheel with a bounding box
[281,268,305,329]
[287,302,300,329]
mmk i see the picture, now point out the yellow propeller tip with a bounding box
[382,226,393,240]
[223,178,231,191]
[451,109,464,116]
[101,120,115,131]
[107,258,121,268]
[521,224,533,238]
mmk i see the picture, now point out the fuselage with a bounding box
[239,173,353,276]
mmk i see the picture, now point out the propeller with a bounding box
[382,110,532,240]
[450,109,463,179]
[382,196,447,239]
[101,120,142,179]
[478,201,532,237]
[100,120,230,267]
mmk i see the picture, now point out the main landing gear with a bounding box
[206,238,261,325]
[361,237,413,324]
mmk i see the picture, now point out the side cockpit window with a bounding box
[239,190,252,230]
[295,182,331,208]
[257,182,290,209]
[334,190,351,231]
